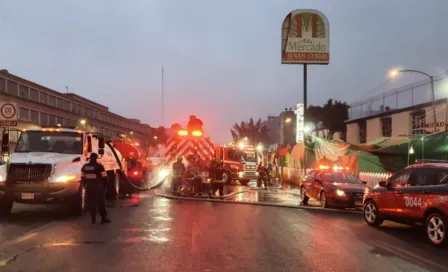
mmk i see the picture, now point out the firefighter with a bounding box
[81,153,111,224]
[187,156,202,195]
[212,159,225,198]
[172,156,186,195]
[187,115,203,133]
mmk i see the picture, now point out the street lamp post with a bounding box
[389,69,436,125]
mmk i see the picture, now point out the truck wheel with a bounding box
[0,197,13,216]
[71,186,86,216]
[239,179,250,186]
[106,171,120,199]
[223,171,232,185]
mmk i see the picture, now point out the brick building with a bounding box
[0,70,153,144]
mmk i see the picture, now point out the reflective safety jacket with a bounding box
[81,162,108,188]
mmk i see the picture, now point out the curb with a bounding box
[152,189,363,214]
[153,187,250,200]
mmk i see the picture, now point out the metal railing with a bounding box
[349,76,448,120]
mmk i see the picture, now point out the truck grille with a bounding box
[7,163,52,183]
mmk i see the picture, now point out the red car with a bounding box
[301,166,367,208]
[363,162,448,246]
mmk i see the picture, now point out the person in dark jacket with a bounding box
[81,153,111,224]
[172,156,186,195]
[211,160,225,198]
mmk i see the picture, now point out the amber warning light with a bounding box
[178,130,188,136]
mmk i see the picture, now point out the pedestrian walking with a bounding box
[81,153,111,224]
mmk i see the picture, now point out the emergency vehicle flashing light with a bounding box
[318,165,350,171]
[178,130,203,137]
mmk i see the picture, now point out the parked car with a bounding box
[363,160,448,246]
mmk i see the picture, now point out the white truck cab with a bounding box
[0,127,122,216]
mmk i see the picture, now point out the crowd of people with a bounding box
[171,155,226,199]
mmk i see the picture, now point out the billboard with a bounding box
[281,9,330,65]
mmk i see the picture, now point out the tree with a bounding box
[305,99,349,139]
[230,117,271,145]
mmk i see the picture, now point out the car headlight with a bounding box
[238,171,244,178]
[336,189,345,196]
[51,174,77,183]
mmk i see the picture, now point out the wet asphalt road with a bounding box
[1,189,448,272]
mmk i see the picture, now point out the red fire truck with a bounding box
[110,139,149,192]
[164,128,245,184]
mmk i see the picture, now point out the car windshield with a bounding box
[15,131,83,154]
[320,172,363,184]
[241,151,257,162]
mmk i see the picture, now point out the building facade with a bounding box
[346,99,448,144]
[0,70,153,143]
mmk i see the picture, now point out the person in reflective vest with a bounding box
[172,156,186,195]
[81,153,111,224]
[211,160,225,198]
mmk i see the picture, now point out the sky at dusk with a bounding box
[1,0,448,144]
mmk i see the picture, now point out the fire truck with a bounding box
[214,142,260,185]
[164,128,246,184]
[110,139,149,193]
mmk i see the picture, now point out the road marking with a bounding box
[0,222,56,248]
[373,240,447,271]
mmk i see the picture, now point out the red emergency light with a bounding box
[132,170,140,176]
[178,130,188,136]
[192,130,202,137]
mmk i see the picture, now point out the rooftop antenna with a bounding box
[65,86,68,94]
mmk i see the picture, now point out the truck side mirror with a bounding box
[98,136,105,149]
[87,136,92,153]
[98,136,105,155]
[1,132,9,154]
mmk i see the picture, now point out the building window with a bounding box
[63,100,70,111]
[71,103,78,113]
[49,95,56,107]
[19,85,29,99]
[49,115,56,126]
[30,89,38,101]
[19,107,29,121]
[381,117,392,137]
[40,92,48,104]
[358,121,367,143]
[40,113,48,126]
[411,110,426,135]
[0,78,5,92]
[7,80,18,95]
[56,98,63,109]
[30,110,39,124]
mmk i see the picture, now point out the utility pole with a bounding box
[162,66,164,127]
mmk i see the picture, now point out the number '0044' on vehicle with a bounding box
[403,196,422,207]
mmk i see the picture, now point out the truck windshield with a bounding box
[242,151,257,162]
[15,131,84,154]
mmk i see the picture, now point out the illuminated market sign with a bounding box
[295,103,304,143]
